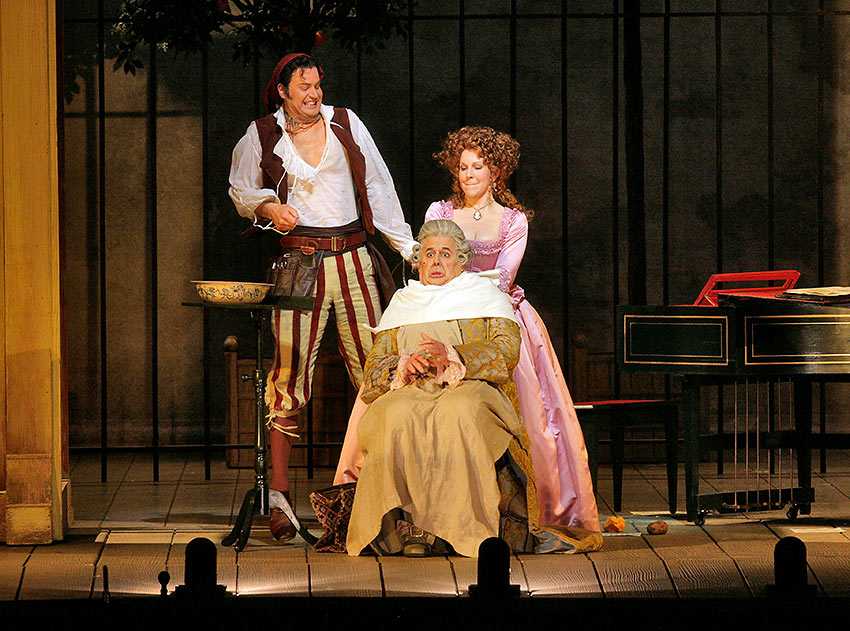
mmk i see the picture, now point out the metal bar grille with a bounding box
[611,0,621,398]
[97,0,108,483]
[65,3,837,480]
[147,45,160,482]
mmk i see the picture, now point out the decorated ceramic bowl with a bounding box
[191,281,273,305]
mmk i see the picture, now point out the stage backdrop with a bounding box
[61,1,850,459]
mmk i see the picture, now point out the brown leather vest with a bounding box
[254,108,375,235]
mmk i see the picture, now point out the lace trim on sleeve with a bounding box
[440,344,467,386]
[497,266,512,293]
[390,353,412,390]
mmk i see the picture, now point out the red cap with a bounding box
[263,52,324,114]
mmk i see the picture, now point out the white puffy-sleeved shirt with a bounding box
[228,104,416,261]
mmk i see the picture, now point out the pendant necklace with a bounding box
[470,196,492,221]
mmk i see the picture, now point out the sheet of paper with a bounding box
[783,286,850,297]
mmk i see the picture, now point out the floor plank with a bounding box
[18,538,102,600]
[307,550,382,597]
[805,558,850,597]
[643,525,727,561]
[70,454,134,484]
[595,475,668,514]
[819,473,850,498]
[123,454,186,484]
[102,483,179,528]
[92,531,173,597]
[703,521,778,558]
[68,482,120,529]
[237,538,309,596]
[49,454,850,600]
[638,523,751,596]
[703,521,820,595]
[664,558,748,597]
[800,476,850,522]
[635,463,686,515]
[166,483,236,529]
[516,554,602,597]
[733,557,780,596]
[379,556,458,597]
[768,523,850,549]
[590,535,676,597]
[181,454,240,482]
[0,546,32,601]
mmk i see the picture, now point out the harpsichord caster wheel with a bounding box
[694,512,706,527]
[786,504,800,521]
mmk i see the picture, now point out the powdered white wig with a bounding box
[410,219,472,267]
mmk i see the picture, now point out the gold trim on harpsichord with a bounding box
[744,314,850,365]
[623,314,730,366]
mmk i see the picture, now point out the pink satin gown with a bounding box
[333,201,599,532]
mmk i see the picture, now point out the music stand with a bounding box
[692,269,800,306]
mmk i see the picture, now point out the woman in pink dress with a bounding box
[335,126,598,533]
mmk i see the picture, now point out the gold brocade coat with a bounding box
[359,317,603,553]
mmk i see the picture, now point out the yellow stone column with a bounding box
[0,0,65,543]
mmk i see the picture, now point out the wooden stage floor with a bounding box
[3,453,850,600]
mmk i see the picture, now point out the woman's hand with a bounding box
[402,352,431,384]
[419,334,449,373]
[257,201,299,232]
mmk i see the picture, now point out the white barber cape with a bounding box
[372,270,518,333]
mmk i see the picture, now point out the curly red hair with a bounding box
[433,126,532,218]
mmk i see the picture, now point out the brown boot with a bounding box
[270,490,297,542]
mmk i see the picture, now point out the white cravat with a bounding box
[372,270,518,333]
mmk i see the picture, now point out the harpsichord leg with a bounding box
[682,376,701,523]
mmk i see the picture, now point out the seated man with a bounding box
[345,220,602,557]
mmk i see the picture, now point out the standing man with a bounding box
[229,53,416,541]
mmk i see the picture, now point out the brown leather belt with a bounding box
[279,230,367,255]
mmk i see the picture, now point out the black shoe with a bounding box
[397,520,435,557]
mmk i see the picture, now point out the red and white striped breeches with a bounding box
[265,245,381,436]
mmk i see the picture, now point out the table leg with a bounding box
[665,406,679,515]
[222,309,269,552]
[682,376,701,523]
[794,379,813,515]
[583,416,599,497]
[716,386,724,475]
[768,381,776,476]
[222,487,256,549]
[253,310,269,516]
[819,383,827,474]
[235,489,258,551]
[612,414,625,513]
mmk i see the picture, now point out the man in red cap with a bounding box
[229,52,416,541]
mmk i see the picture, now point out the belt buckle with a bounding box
[331,235,345,252]
[299,240,317,255]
